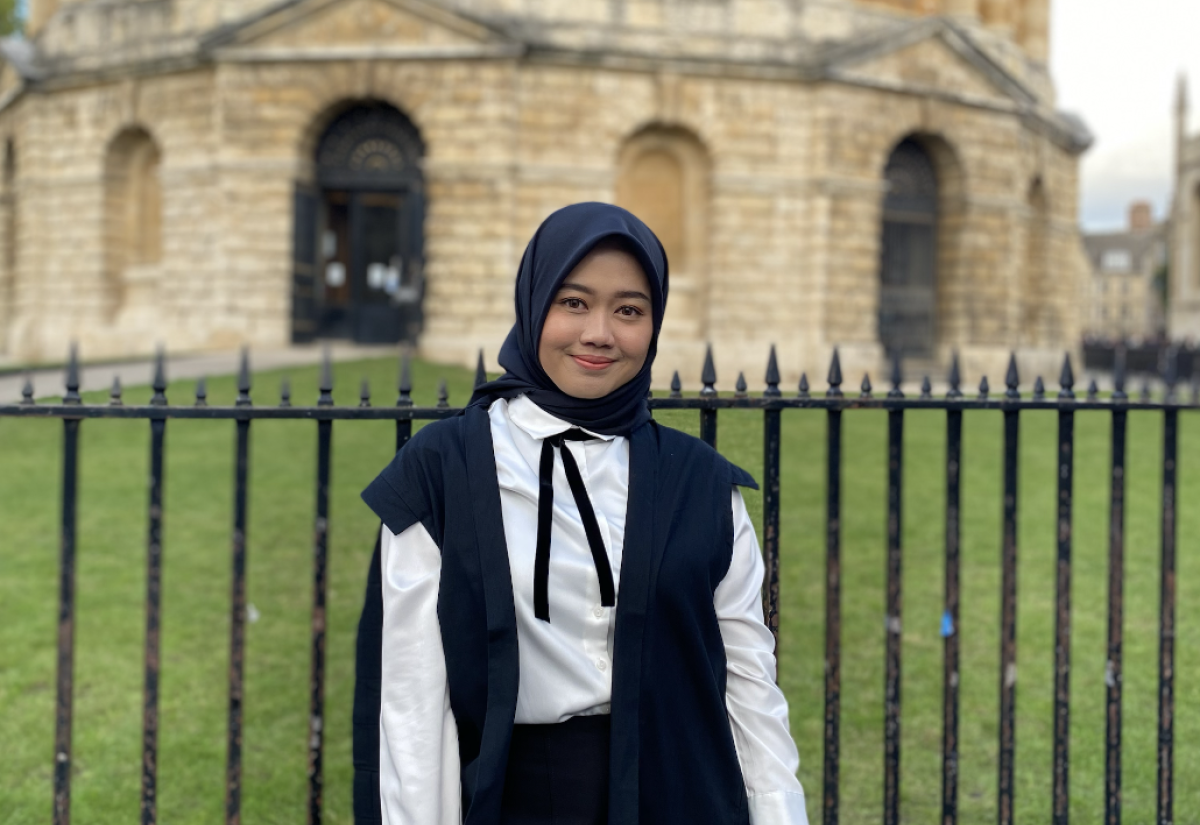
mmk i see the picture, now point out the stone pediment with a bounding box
[207,0,520,61]
[822,20,1036,110]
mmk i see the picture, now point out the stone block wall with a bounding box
[1,0,1084,389]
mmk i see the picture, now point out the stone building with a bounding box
[0,0,1091,384]
[1170,77,1200,340]
[1082,201,1167,340]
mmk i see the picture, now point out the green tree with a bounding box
[0,0,22,37]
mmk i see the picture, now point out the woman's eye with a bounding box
[560,297,586,310]
[617,305,645,317]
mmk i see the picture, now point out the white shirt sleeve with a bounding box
[379,522,462,825]
[715,490,810,825]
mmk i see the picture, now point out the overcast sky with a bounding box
[1051,0,1200,231]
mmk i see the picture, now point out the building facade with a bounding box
[1082,201,1167,341]
[0,0,1091,384]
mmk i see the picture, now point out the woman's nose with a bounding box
[579,312,615,346]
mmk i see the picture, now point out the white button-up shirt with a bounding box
[378,395,808,824]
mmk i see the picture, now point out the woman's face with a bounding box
[538,245,655,399]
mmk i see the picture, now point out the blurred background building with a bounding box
[0,0,1091,382]
[1081,201,1167,341]
[1170,77,1200,342]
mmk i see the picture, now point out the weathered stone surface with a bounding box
[0,0,1087,386]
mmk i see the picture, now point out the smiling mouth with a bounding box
[571,355,617,371]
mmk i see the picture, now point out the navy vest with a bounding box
[354,404,757,824]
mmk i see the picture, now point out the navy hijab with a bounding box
[469,202,669,436]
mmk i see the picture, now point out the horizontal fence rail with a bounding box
[19,342,1197,825]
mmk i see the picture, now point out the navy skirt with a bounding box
[500,714,611,825]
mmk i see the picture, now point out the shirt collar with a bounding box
[507,395,616,442]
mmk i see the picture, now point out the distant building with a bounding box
[1172,77,1200,339]
[1082,202,1167,340]
[0,0,1091,383]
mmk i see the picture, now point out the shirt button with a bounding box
[596,659,607,672]
[593,606,604,618]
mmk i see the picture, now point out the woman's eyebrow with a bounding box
[556,282,651,302]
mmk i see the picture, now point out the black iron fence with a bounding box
[15,343,1194,825]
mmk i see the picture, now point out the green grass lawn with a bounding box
[3,356,1199,824]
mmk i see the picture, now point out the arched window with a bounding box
[615,125,709,339]
[878,138,938,358]
[104,127,163,287]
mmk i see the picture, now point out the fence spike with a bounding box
[888,351,903,398]
[20,373,33,404]
[194,376,208,407]
[921,376,932,399]
[398,349,413,406]
[475,350,487,390]
[948,351,962,398]
[827,349,843,398]
[318,346,334,406]
[236,347,252,407]
[1005,353,1020,399]
[670,371,682,399]
[437,378,449,409]
[735,372,748,398]
[1140,378,1152,403]
[701,344,717,398]
[1058,352,1075,399]
[151,346,168,406]
[280,377,292,408]
[110,375,123,406]
[1088,378,1099,402]
[860,372,872,398]
[1113,344,1127,400]
[764,345,782,399]
[979,375,990,400]
[798,373,810,399]
[64,342,81,405]
[360,379,372,408]
[1033,376,1045,401]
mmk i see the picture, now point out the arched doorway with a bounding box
[292,102,425,344]
[878,138,938,359]
[614,125,709,340]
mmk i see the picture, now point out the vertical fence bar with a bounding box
[1052,358,1076,825]
[762,347,782,660]
[307,354,334,825]
[397,351,413,452]
[700,345,718,448]
[1157,406,1178,825]
[53,348,82,825]
[1105,354,1128,825]
[226,352,252,825]
[942,355,964,825]
[823,350,843,825]
[141,352,168,825]
[998,357,1020,825]
[883,385,904,825]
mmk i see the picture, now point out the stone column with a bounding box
[1019,0,1050,63]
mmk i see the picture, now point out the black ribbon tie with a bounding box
[533,429,617,623]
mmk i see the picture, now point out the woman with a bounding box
[353,203,807,825]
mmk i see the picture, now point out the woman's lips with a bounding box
[571,355,616,371]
